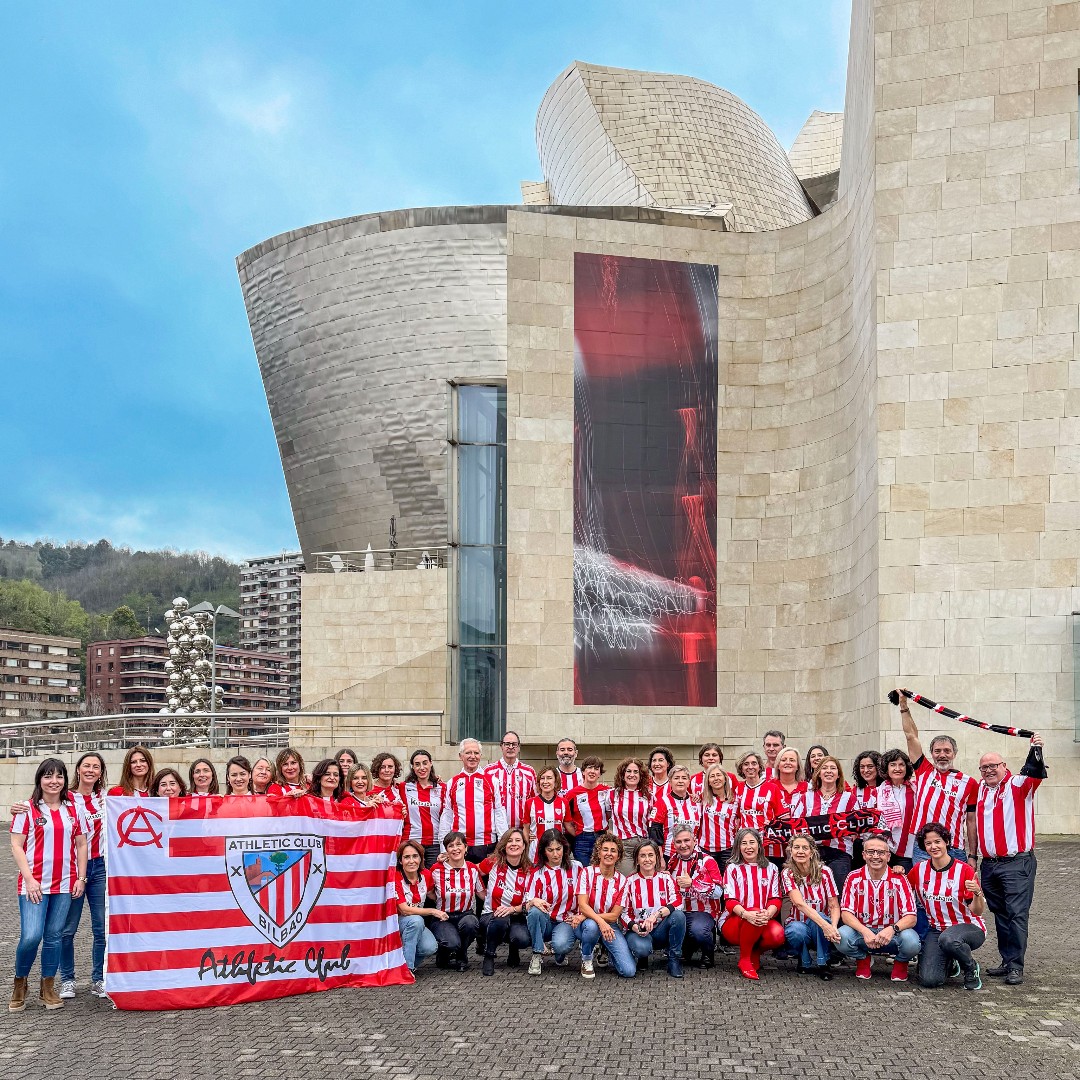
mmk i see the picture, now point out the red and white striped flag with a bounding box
[105,796,411,1010]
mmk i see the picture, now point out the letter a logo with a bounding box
[117,807,164,848]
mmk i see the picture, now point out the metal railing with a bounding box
[0,710,446,758]
[310,546,448,573]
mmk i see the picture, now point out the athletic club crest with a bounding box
[225,834,326,946]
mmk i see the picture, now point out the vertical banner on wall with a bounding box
[573,252,719,707]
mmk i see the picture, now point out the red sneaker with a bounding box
[855,957,872,980]
[737,960,760,981]
[891,960,909,983]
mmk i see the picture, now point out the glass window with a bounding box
[458,384,507,445]
[458,445,506,546]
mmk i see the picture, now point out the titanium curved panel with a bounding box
[237,208,508,560]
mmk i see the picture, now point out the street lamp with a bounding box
[189,602,240,748]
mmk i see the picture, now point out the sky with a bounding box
[1,1,851,561]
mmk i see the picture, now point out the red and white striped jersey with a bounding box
[523,795,567,851]
[763,782,806,858]
[792,788,855,853]
[976,770,1042,857]
[11,801,82,895]
[840,867,916,928]
[528,865,580,922]
[782,866,838,922]
[430,861,483,914]
[734,779,784,835]
[370,784,402,804]
[908,860,986,933]
[438,771,507,846]
[68,790,103,861]
[609,788,652,840]
[107,786,149,797]
[484,760,537,829]
[394,868,435,909]
[667,851,723,917]
[481,862,531,914]
[577,865,626,916]
[266,782,306,798]
[763,766,778,782]
[698,798,740,853]
[723,862,781,914]
[398,781,446,847]
[649,794,702,857]
[876,781,919,859]
[649,779,671,812]
[558,768,583,794]
[691,771,739,799]
[913,759,978,850]
[565,785,611,834]
[621,871,681,926]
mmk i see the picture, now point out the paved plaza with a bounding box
[0,843,1077,1079]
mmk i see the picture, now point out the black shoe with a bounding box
[453,957,470,973]
[481,955,495,977]
[1005,968,1024,986]
[638,956,649,971]
[796,962,812,975]
[817,966,833,981]
[701,953,714,969]
[986,964,1009,977]
[435,951,451,970]
[667,956,684,979]
[507,946,520,969]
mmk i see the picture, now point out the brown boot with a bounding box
[8,977,27,1012]
[39,977,63,1010]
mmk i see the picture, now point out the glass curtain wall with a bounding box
[451,384,507,743]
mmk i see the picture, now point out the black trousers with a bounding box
[918,924,985,988]
[704,849,731,874]
[431,911,479,962]
[820,846,852,893]
[479,912,530,958]
[981,852,1036,972]
[683,910,716,961]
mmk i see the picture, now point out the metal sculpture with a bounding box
[158,596,222,741]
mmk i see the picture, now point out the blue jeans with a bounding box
[526,907,576,958]
[837,924,921,962]
[785,918,830,966]
[60,856,106,983]
[16,893,72,979]
[398,914,438,972]
[575,919,636,977]
[572,831,599,866]
[626,909,687,961]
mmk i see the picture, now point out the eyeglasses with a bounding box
[501,741,519,748]
[863,849,890,857]
[979,763,1005,772]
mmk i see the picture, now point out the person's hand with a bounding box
[963,877,983,900]
[532,898,551,915]
[749,909,767,927]
[824,925,842,944]
[72,879,85,899]
[1031,732,1043,747]
[566,913,583,929]
[677,873,692,890]
[9,801,29,817]
[431,909,448,922]
[495,904,514,918]
[24,877,42,904]
[437,851,448,863]
[600,921,615,943]
[861,928,877,948]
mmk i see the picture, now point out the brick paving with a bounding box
[0,843,1077,1079]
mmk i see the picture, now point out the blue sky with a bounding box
[1,1,850,561]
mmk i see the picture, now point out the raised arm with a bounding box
[897,695,923,763]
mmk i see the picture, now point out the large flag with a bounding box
[105,795,412,1010]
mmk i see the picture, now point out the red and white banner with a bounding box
[105,796,411,1010]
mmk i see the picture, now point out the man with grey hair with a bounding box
[762,731,786,779]
[438,738,507,863]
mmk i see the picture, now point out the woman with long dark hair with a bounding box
[400,750,445,867]
[268,748,307,797]
[309,759,344,801]
[720,828,784,980]
[525,829,581,975]
[107,746,154,797]
[9,758,86,1011]
[850,750,882,870]
[188,758,219,797]
[610,757,652,877]
[394,838,439,974]
[224,756,253,796]
[477,828,532,976]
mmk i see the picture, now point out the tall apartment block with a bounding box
[0,628,82,720]
[239,552,303,709]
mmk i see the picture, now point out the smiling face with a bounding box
[707,766,728,798]
[227,764,251,794]
[790,836,813,869]
[858,756,880,784]
[251,760,272,790]
[444,836,467,864]
[670,769,690,798]
[400,847,422,877]
[556,741,577,770]
[923,830,948,860]
[155,774,181,798]
[929,738,956,772]
[622,761,641,790]
[741,756,762,784]
[411,754,431,783]
[649,753,670,782]
[887,758,908,784]
[320,765,340,797]
[504,831,525,863]
[597,840,619,870]
[762,735,784,764]
[281,755,301,783]
[582,763,602,786]
[817,759,839,788]
[636,845,658,876]
[700,747,721,769]
[807,748,825,773]
[192,762,214,793]
[459,741,481,772]
[39,767,65,800]
[673,830,696,858]
[777,749,800,779]
[130,752,149,779]
[739,832,760,862]
[336,752,356,772]
[377,758,397,784]
[350,767,370,796]
[538,770,557,799]
[78,756,103,789]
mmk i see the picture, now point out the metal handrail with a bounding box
[310,546,448,573]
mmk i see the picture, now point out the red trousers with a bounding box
[721,914,785,964]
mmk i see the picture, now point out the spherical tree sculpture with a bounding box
[158,596,223,742]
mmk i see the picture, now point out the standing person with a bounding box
[334,748,359,777]
[836,834,921,982]
[188,758,219,796]
[393,839,438,975]
[58,753,107,1000]
[250,758,274,795]
[795,757,854,891]
[698,763,740,872]
[762,731,786,780]
[975,732,1046,986]
[224,756,253,796]
[850,751,883,870]
[268,748,307,796]
[525,829,582,975]
[555,738,582,793]
[648,766,701,859]
[907,823,986,991]
[766,748,806,865]
[429,831,484,971]
[804,745,828,785]
[345,764,380,806]
[477,828,532,976]
[690,743,724,798]
[563,757,611,867]
[720,828,784,980]
[485,730,537,830]
[668,825,722,968]
[308,759,344,801]
[575,833,634,979]
[733,752,783,855]
[438,739,506,863]
[877,749,919,869]
[898,697,978,866]
[782,835,841,979]
[9,759,87,1011]
[647,747,675,804]
[370,753,403,801]
[522,767,567,862]
[399,750,445,868]
[107,746,154,797]
[623,840,686,978]
[151,769,187,797]
[609,757,652,876]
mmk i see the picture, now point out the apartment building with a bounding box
[239,552,302,709]
[0,628,82,721]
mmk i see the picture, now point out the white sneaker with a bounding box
[90,981,107,998]
[528,954,542,976]
[580,958,595,979]
[58,980,76,1000]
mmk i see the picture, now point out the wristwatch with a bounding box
[890,923,900,935]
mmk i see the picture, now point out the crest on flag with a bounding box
[226,834,325,946]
